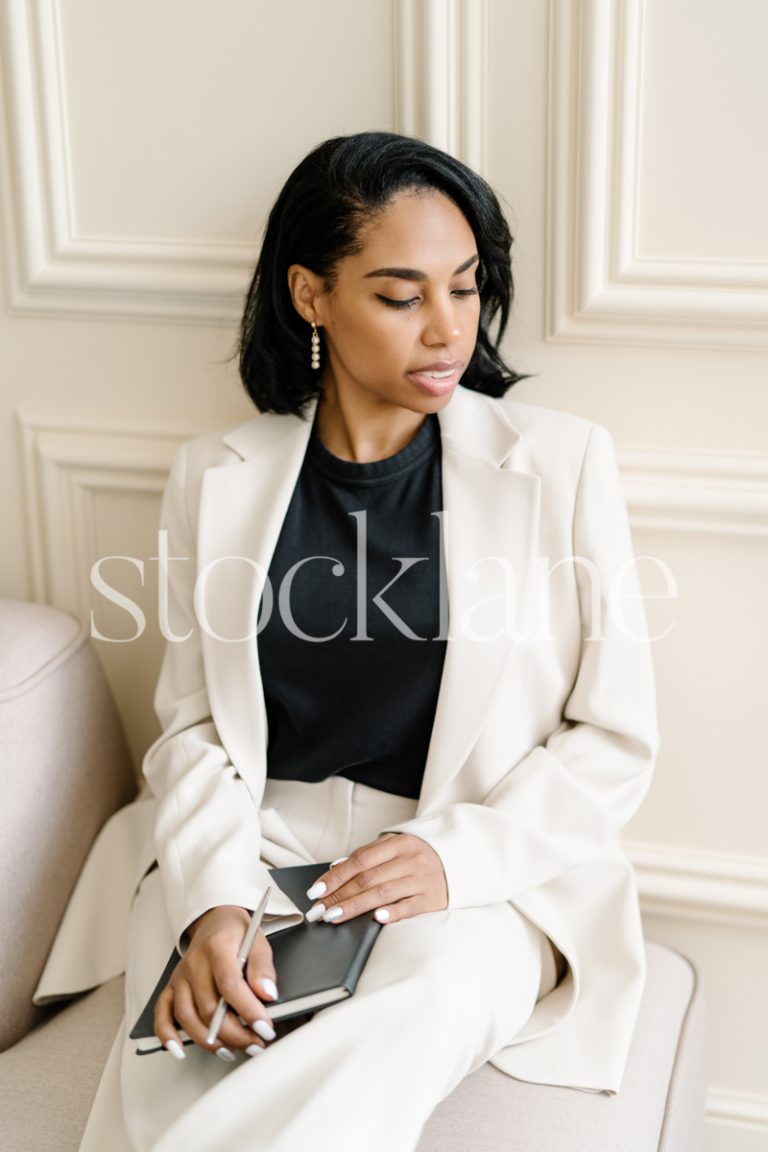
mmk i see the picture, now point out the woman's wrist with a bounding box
[185,904,251,941]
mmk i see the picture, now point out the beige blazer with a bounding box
[36,386,657,1095]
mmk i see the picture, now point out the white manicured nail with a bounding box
[374,908,390,923]
[330,856,349,868]
[246,1044,264,1057]
[307,881,327,900]
[252,1019,276,1042]
[306,903,326,923]
[259,976,279,1001]
[323,907,344,923]
[215,1047,236,1063]
[165,1039,186,1060]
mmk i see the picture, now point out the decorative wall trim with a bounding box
[17,412,208,618]
[618,446,768,541]
[0,0,254,320]
[546,0,768,348]
[706,1090,768,1139]
[394,0,487,170]
[625,841,768,929]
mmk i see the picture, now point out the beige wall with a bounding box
[1,1,766,1145]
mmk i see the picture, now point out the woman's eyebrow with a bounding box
[363,253,479,281]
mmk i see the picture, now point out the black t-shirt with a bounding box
[258,414,447,799]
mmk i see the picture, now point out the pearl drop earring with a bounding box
[310,322,321,371]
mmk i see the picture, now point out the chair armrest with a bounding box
[0,600,136,1050]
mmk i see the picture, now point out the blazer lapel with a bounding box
[418,389,540,810]
[196,408,316,791]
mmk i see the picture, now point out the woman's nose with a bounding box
[422,301,461,346]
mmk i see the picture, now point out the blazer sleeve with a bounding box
[142,442,276,949]
[384,423,660,909]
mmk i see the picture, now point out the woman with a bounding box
[59,131,657,1151]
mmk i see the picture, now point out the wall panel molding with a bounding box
[395,0,487,170]
[0,0,255,321]
[708,1090,768,1129]
[17,412,206,618]
[626,841,768,929]
[618,446,768,540]
[706,1091,768,1144]
[546,0,768,348]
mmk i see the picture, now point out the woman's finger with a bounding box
[244,928,278,999]
[243,931,279,1044]
[171,970,221,1050]
[154,982,187,1060]
[371,894,428,925]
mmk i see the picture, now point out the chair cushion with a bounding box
[417,941,707,1151]
[0,600,136,1050]
[0,976,125,1152]
[0,944,705,1151]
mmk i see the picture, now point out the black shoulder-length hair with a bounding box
[239,131,522,415]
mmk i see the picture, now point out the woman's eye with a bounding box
[375,287,478,310]
[376,295,420,310]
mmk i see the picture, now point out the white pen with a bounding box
[205,885,272,1048]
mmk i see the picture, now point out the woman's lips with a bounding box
[407,362,463,396]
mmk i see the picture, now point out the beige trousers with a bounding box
[80,777,556,1152]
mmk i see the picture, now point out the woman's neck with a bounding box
[315,385,427,463]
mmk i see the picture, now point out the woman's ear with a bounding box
[287,264,325,325]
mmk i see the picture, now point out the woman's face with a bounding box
[312,190,482,418]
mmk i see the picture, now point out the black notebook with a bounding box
[130,863,382,1054]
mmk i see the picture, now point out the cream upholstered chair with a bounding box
[0,600,708,1152]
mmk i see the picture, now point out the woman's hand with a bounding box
[154,905,279,1060]
[305,833,448,926]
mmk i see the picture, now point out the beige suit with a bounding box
[37,387,657,1135]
